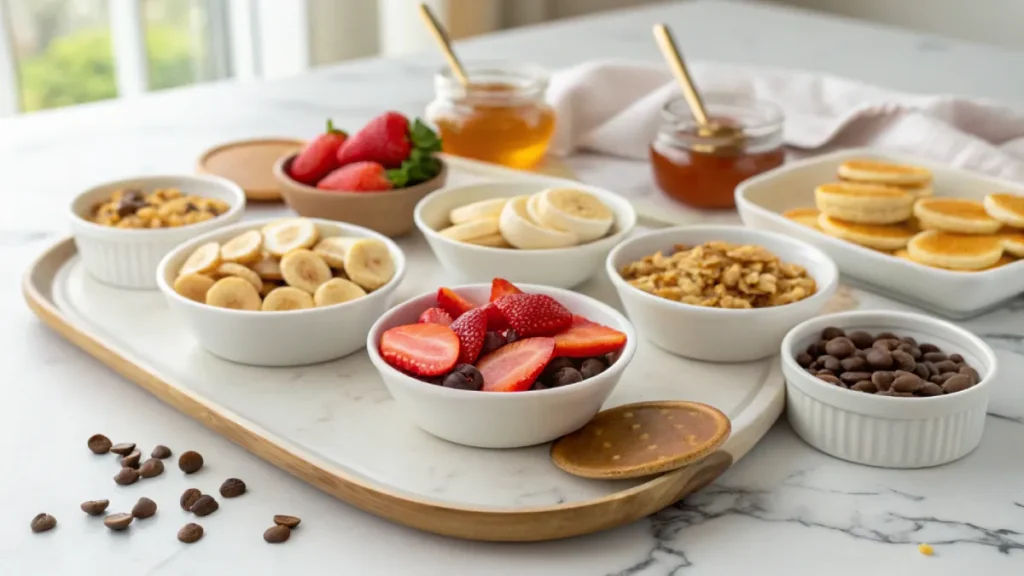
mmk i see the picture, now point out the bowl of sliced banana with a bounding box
[413,181,636,288]
[157,217,405,366]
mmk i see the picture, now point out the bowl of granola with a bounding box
[605,225,838,362]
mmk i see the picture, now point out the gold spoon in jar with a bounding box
[652,23,743,146]
[418,3,469,86]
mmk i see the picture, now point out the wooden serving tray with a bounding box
[23,158,784,542]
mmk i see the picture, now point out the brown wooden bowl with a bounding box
[273,154,448,238]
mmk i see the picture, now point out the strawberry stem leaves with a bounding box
[386,118,443,188]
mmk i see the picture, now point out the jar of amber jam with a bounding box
[650,95,785,209]
[426,62,556,169]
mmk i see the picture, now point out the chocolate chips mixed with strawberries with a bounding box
[378,278,628,392]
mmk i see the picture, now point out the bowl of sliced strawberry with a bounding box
[366,277,637,448]
[274,111,448,237]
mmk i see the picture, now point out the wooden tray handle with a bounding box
[668,450,733,503]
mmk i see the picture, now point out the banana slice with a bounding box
[173,273,215,303]
[449,198,509,225]
[214,262,263,292]
[526,193,547,226]
[280,249,333,293]
[499,196,579,249]
[180,242,221,276]
[205,277,262,311]
[252,252,283,281]
[340,238,396,291]
[220,230,263,264]
[465,233,511,248]
[262,286,315,311]
[438,218,500,243]
[535,187,614,243]
[313,278,367,307]
[313,237,349,269]
[259,280,281,298]
[262,218,319,257]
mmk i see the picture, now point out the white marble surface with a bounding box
[1,0,1023,574]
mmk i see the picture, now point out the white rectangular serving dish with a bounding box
[736,148,1024,319]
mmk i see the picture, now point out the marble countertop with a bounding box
[1,1,1023,574]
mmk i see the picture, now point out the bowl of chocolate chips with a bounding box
[781,310,997,469]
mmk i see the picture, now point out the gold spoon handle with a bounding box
[652,23,710,127]
[418,3,469,86]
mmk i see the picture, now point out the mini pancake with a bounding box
[838,159,933,198]
[914,198,1002,234]
[906,230,1003,270]
[983,193,1024,228]
[896,247,1015,271]
[782,207,822,229]
[814,182,915,224]
[818,214,916,250]
[1000,231,1024,257]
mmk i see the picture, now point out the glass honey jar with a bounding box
[426,61,556,169]
[650,95,785,209]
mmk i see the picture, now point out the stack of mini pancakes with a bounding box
[783,159,1024,271]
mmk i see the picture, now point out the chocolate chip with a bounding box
[942,374,973,394]
[807,361,820,372]
[816,374,843,386]
[81,500,109,516]
[30,513,56,533]
[897,343,922,360]
[890,350,916,372]
[821,327,845,340]
[88,434,112,454]
[219,478,246,498]
[865,348,892,369]
[824,338,855,359]
[103,513,133,531]
[816,369,834,377]
[959,365,981,384]
[442,364,484,391]
[840,356,867,372]
[918,382,943,397]
[913,363,931,380]
[922,361,939,377]
[120,450,142,469]
[131,497,157,519]
[919,343,940,354]
[504,329,519,344]
[551,367,583,387]
[819,355,841,372]
[871,371,895,391]
[932,360,958,374]
[579,358,606,379]
[479,331,506,356]
[922,352,947,363]
[178,523,204,543]
[542,357,575,380]
[839,371,873,385]
[848,331,874,349]
[872,338,900,351]
[110,443,136,456]
[274,515,301,528]
[151,445,172,459]
[178,451,204,474]
[855,348,870,359]
[139,458,164,478]
[114,467,139,486]
[900,336,918,346]
[190,495,219,517]
[850,381,877,393]
[180,488,201,511]
[529,382,548,391]
[930,373,954,385]
[264,525,290,543]
[796,352,813,367]
[949,353,965,364]
[877,332,899,340]
[892,374,922,393]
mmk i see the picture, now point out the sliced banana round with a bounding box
[535,187,614,243]
[220,230,263,264]
[262,286,315,311]
[252,252,283,281]
[214,262,263,292]
[262,218,319,257]
[173,273,215,303]
[180,242,221,276]
[465,233,510,248]
[205,277,262,311]
[438,218,500,243]
[449,198,509,225]
[340,238,396,291]
[313,236,349,269]
[499,195,579,250]
[280,249,333,293]
[313,278,367,307]
[526,193,547,226]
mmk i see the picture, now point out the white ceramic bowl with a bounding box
[366,284,638,448]
[157,218,406,367]
[413,182,637,289]
[781,310,998,468]
[70,174,246,289]
[606,225,839,362]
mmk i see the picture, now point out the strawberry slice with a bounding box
[492,293,572,337]
[449,307,487,364]
[489,277,523,302]
[436,287,476,320]
[380,323,459,377]
[289,119,346,185]
[554,315,628,358]
[317,161,393,192]
[417,307,452,327]
[481,302,509,331]
[476,337,556,392]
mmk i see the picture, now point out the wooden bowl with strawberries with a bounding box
[274,112,448,237]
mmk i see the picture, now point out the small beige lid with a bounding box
[197,138,305,202]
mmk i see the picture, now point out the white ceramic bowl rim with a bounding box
[69,173,247,239]
[605,224,840,316]
[366,283,638,400]
[156,217,407,318]
[781,309,998,406]
[413,182,638,256]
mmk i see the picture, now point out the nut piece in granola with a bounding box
[619,241,816,309]
[89,187,230,229]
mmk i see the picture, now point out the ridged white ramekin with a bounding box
[781,310,997,468]
[69,174,245,289]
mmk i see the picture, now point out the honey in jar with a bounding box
[426,62,555,169]
[650,95,785,209]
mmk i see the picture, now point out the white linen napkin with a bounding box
[546,60,1024,183]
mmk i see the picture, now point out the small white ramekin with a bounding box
[606,225,839,362]
[414,181,637,289]
[157,218,406,367]
[781,310,998,468]
[366,283,638,449]
[70,174,246,289]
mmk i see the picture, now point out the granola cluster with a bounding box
[90,188,229,229]
[619,241,817,309]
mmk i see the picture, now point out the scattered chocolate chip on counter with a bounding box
[110,442,136,456]
[80,500,109,516]
[263,524,291,544]
[151,445,172,459]
[178,523,204,544]
[178,450,204,474]
[190,495,219,517]
[138,457,165,478]
[219,478,247,498]
[103,513,133,531]
[131,497,158,519]
[120,450,142,469]
[114,467,140,486]
[180,488,202,511]
[87,434,112,455]
[273,515,301,529]
[30,513,57,533]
